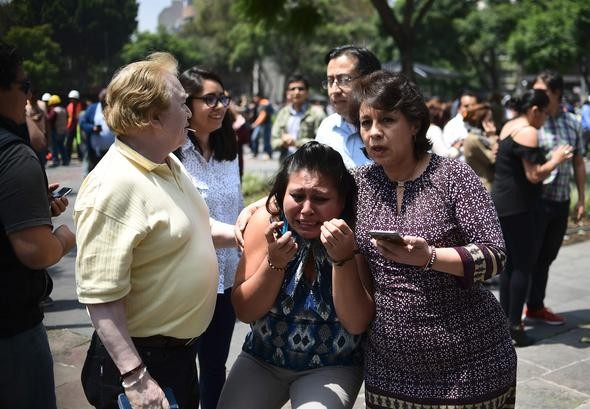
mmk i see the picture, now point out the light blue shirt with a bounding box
[315,113,372,169]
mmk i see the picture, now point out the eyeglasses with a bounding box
[321,74,359,90]
[288,86,307,92]
[13,79,32,94]
[191,94,231,108]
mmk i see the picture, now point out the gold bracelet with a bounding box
[267,257,286,272]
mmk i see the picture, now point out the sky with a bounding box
[137,0,171,33]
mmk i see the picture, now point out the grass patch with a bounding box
[242,172,272,205]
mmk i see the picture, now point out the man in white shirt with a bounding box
[315,45,381,168]
[442,91,478,159]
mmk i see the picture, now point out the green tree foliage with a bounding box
[120,28,204,71]
[508,0,590,73]
[454,1,523,91]
[0,0,137,91]
[4,24,62,92]
[182,0,377,95]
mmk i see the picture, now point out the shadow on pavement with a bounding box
[43,298,87,313]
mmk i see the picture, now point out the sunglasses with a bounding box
[191,94,231,108]
[288,86,307,92]
[14,79,32,94]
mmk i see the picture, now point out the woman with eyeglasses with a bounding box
[175,66,242,409]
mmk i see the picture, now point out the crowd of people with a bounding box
[1,38,587,409]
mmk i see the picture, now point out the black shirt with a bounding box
[0,116,53,337]
[491,136,546,217]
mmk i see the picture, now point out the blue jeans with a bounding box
[195,289,236,409]
[250,124,273,157]
[50,130,69,165]
[0,323,56,409]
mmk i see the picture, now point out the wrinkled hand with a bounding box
[320,219,356,262]
[265,221,297,269]
[372,234,431,268]
[48,183,68,217]
[125,372,170,409]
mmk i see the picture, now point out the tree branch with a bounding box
[413,0,435,27]
[370,0,402,41]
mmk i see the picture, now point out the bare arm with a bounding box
[8,224,75,269]
[210,218,237,248]
[573,154,586,222]
[234,196,268,248]
[87,301,169,409]
[321,219,374,334]
[514,126,572,184]
[231,208,297,323]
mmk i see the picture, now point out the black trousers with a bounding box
[81,332,199,409]
[527,199,569,311]
[499,210,542,326]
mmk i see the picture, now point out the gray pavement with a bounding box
[44,157,590,409]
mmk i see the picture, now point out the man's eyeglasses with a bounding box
[288,86,307,92]
[13,79,32,94]
[321,75,358,90]
[191,94,231,108]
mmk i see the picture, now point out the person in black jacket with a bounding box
[0,41,76,409]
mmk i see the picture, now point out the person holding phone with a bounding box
[0,41,76,409]
[347,71,516,408]
[217,142,373,409]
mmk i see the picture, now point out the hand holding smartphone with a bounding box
[52,186,72,199]
[368,230,406,246]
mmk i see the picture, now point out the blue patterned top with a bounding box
[242,228,364,371]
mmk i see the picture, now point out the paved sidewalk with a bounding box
[44,160,590,408]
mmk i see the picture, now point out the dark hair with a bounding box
[465,103,492,128]
[266,141,356,223]
[348,70,431,159]
[507,89,550,115]
[324,45,381,76]
[178,66,237,161]
[286,74,309,90]
[534,70,564,98]
[0,41,23,90]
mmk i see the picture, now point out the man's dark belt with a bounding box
[131,335,198,348]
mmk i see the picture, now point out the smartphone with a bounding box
[368,230,406,245]
[117,387,179,409]
[51,187,72,199]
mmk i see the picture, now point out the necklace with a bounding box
[393,157,421,188]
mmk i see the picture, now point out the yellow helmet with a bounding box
[48,95,61,106]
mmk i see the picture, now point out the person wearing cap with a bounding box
[46,94,68,166]
[66,89,83,162]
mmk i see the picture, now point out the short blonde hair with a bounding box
[104,52,178,135]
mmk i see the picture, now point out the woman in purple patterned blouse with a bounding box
[347,71,517,409]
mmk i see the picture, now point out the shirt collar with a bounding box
[289,103,308,115]
[115,138,179,175]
